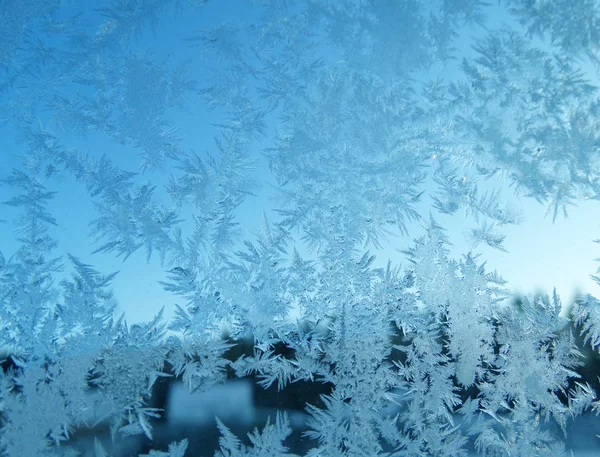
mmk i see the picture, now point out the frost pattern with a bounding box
[1,1,600,456]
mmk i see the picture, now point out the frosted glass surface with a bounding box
[0,1,599,455]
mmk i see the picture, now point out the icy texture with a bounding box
[0,1,600,456]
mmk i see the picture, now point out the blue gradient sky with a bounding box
[1,0,599,326]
